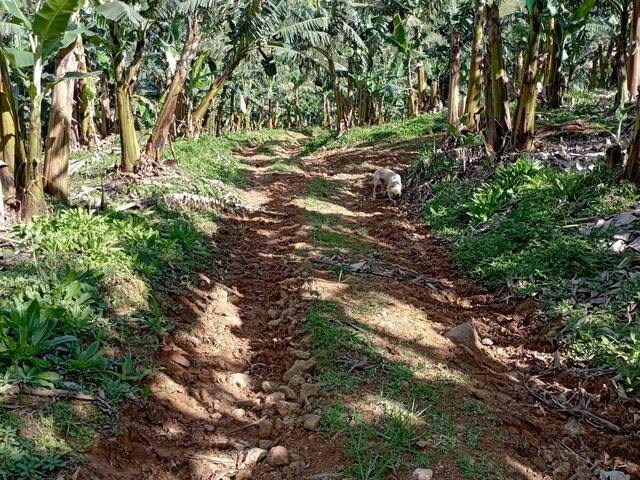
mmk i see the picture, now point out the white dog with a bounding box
[373,168,402,201]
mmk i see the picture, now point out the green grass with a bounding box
[305,300,507,479]
[420,154,640,389]
[333,113,448,148]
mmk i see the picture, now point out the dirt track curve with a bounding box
[83,137,639,480]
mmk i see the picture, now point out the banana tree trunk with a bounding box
[191,57,242,136]
[485,2,512,152]
[215,88,226,137]
[407,58,417,117]
[322,93,331,129]
[44,41,79,204]
[625,94,640,182]
[74,35,97,147]
[617,0,631,107]
[0,50,17,185]
[23,57,45,219]
[448,29,461,126]
[512,0,543,150]
[464,0,485,130]
[146,16,201,162]
[416,60,427,113]
[294,89,302,128]
[514,48,524,92]
[110,24,144,172]
[547,21,564,108]
[98,74,111,138]
[429,76,440,111]
[628,0,640,99]
[589,53,599,89]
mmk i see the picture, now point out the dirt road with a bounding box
[85,135,639,480]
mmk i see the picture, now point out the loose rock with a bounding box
[244,447,267,466]
[412,468,434,480]
[278,385,297,400]
[283,358,316,382]
[303,414,321,431]
[276,400,301,417]
[444,322,482,351]
[481,337,494,346]
[258,418,273,438]
[265,392,286,405]
[230,373,253,389]
[267,445,290,466]
[262,381,278,393]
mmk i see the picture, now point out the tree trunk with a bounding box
[294,89,302,128]
[74,35,98,148]
[98,74,111,138]
[322,93,331,128]
[514,48,524,92]
[110,24,144,172]
[617,0,631,107]
[145,16,201,162]
[215,89,226,137]
[0,50,17,184]
[628,0,640,99]
[464,0,485,130]
[512,0,544,150]
[589,53,599,89]
[448,29,461,126]
[625,93,640,182]
[191,57,242,136]
[23,58,45,219]
[407,58,417,117]
[547,20,564,108]
[416,60,427,113]
[430,75,440,112]
[485,2,512,152]
[44,41,78,204]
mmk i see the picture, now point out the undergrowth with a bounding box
[420,153,640,388]
[0,130,267,477]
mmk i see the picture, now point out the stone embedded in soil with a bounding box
[300,382,319,401]
[259,439,273,449]
[276,400,301,417]
[244,447,267,466]
[444,322,482,351]
[278,385,297,400]
[288,374,305,388]
[258,418,273,438]
[265,392,286,405]
[291,349,310,359]
[283,358,316,382]
[416,439,429,449]
[481,337,494,346]
[412,468,434,480]
[230,372,253,389]
[170,352,191,368]
[303,414,321,431]
[599,471,631,480]
[262,381,278,393]
[267,445,290,466]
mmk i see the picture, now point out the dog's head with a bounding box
[388,181,402,198]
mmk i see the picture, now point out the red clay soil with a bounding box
[81,140,640,480]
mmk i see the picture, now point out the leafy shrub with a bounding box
[422,157,640,387]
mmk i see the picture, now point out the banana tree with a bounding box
[544,0,596,107]
[385,13,423,118]
[96,0,148,172]
[0,0,84,219]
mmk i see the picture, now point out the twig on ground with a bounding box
[224,415,267,435]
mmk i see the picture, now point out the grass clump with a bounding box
[334,113,448,147]
[421,155,640,388]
